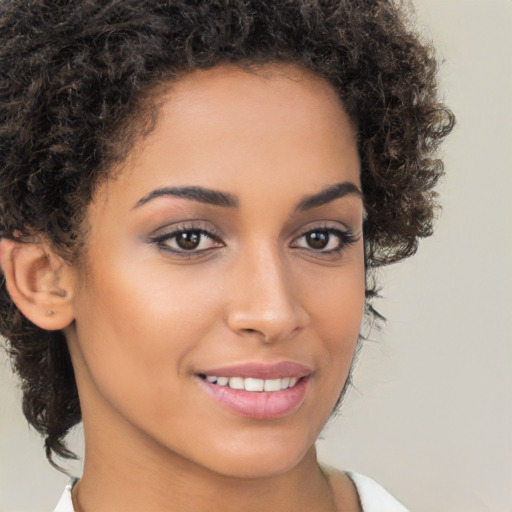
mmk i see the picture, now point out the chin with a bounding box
[209,454,307,480]
[192,432,316,479]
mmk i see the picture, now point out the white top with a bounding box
[346,472,409,512]
[54,472,409,512]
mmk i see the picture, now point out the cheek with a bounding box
[299,255,366,384]
[320,285,364,380]
[69,256,224,414]
[75,247,223,345]
[304,251,365,333]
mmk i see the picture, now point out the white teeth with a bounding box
[244,378,264,392]
[263,378,281,392]
[204,375,300,392]
[228,377,245,390]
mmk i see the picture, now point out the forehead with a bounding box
[97,63,360,212]
[154,63,355,150]
[166,63,348,120]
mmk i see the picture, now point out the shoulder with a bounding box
[347,471,410,512]
[54,478,78,512]
[55,472,409,512]
[324,467,409,512]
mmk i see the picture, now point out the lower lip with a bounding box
[199,377,309,420]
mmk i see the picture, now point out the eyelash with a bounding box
[149,224,358,257]
[149,225,224,256]
[291,226,358,255]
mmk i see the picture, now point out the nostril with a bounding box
[240,328,269,340]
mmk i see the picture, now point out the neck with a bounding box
[76,435,336,512]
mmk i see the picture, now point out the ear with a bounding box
[0,238,75,330]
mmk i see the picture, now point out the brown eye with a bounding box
[152,228,223,254]
[175,231,201,250]
[291,227,355,254]
[305,231,330,250]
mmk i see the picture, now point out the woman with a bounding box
[0,1,454,511]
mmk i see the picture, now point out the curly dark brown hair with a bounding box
[0,0,454,466]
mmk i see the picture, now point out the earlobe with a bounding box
[0,238,75,330]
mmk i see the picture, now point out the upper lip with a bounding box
[196,361,312,380]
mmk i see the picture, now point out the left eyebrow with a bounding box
[295,181,362,211]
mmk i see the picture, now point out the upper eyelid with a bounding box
[148,220,223,238]
[150,229,224,256]
[296,226,347,237]
[291,227,354,244]
[152,228,223,245]
[153,228,217,240]
[290,221,353,239]
[148,220,358,244]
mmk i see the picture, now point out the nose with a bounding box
[225,246,309,343]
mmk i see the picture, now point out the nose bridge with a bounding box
[226,241,307,342]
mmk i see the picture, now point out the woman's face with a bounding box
[65,64,365,478]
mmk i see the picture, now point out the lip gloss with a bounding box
[199,376,309,419]
[196,361,311,419]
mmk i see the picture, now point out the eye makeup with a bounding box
[146,218,361,264]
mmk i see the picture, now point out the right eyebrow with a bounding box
[132,186,239,210]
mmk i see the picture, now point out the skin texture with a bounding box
[3,64,364,511]
[0,2,455,466]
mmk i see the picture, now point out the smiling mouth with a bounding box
[198,374,300,392]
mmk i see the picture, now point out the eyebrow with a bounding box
[133,181,362,211]
[133,186,239,209]
[295,181,362,211]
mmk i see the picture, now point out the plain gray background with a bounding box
[1,1,511,510]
